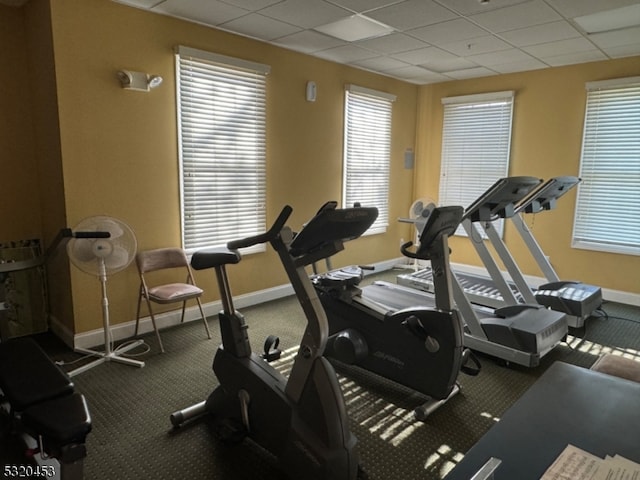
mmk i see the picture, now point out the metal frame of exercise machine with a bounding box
[170,204,379,480]
[400,177,568,366]
[399,176,601,328]
[509,176,602,328]
[313,205,479,420]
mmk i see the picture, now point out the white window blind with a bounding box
[439,91,514,236]
[572,76,640,256]
[176,46,269,253]
[343,84,395,235]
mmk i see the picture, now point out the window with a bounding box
[176,46,269,253]
[573,77,640,256]
[343,84,395,235]
[438,91,514,236]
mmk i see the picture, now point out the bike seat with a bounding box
[191,248,241,270]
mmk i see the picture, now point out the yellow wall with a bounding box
[415,57,640,293]
[44,0,417,335]
[5,0,639,340]
[0,5,41,241]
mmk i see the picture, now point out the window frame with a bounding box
[438,91,515,237]
[342,84,395,236]
[175,46,270,254]
[572,76,640,257]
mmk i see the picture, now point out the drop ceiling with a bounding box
[7,0,640,84]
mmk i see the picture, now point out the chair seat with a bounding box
[148,283,203,303]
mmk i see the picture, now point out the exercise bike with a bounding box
[313,204,479,420]
[170,204,378,480]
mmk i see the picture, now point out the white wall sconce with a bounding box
[116,70,163,92]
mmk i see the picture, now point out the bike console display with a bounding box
[289,202,378,258]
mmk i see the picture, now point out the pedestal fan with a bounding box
[398,197,437,270]
[66,216,145,376]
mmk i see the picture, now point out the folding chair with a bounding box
[135,247,211,352]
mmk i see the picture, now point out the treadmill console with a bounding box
[517,176,581,214]
[464,176,542,222]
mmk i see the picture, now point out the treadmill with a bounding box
[398,176,601,328]
[325,180,568,367]
[509,176,602,327]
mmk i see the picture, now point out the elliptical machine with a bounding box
[170,204,378,480]
[313,204,479,420]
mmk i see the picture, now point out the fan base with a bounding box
[69,340,145,376]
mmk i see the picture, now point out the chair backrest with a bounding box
[136,248,190,274]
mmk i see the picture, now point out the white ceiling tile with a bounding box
[405,71,451,83]
[434,0,531,16]
[352,55,412,71]
[387,66,451,83]
[489,58,548,73]
[443,66,497,79]
[355,33,428,54]
[522,36,597,57]
[588,25,640,48]
[407,18,489,45]
[601,43,640,58]
[154,0,248,25]
[315,44,378,62]
[109,0,640,84]
[544,0,640,19]
[259,0,351,29]
[220,0,283,10]
[273,30,346,53]
[392,46,454,65]
[420,57,479,73]
[330,0,405,14]
[470,0,562,33]
[366,0,458,31]
[220,13,302,40]
[542,49,608,66]
[466,48,535,67]
[500,20,581,46]
[440,34,512,56]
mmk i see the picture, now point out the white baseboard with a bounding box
[62,256,639,349]
[70,258,401,350]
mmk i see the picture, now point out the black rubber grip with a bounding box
[227,205,293,250]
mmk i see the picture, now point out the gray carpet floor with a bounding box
[4,270,640,480]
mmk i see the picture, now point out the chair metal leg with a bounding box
[180,302,186,323]
[135,292,143,336]
[196,298,211,339]
[144,297,165,353]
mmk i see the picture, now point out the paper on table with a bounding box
[541,445,640,480]
[592,455,640,480]
[541,445,601,480]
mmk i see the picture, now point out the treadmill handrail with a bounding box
[401,206,463,260]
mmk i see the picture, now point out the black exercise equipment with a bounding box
[0,337,92,480]
[511,176,602,327]
[313,204,480,420]
[170,204,378,480]
[399,176,601,328]
[398,177,568,366]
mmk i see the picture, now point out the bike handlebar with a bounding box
[227,205,293,250]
